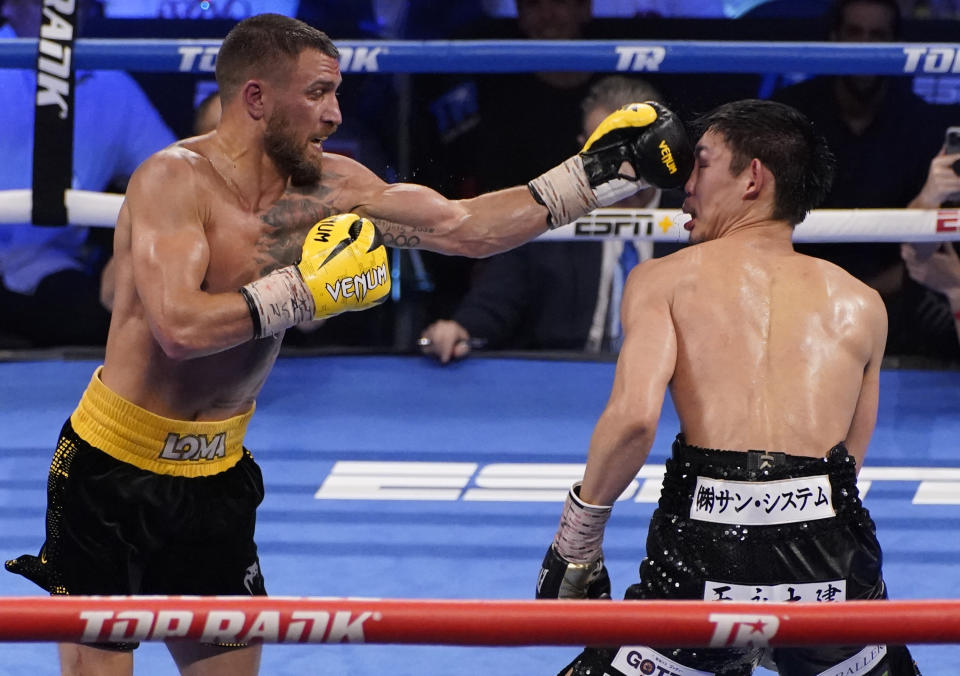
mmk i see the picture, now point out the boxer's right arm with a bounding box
[129,158,391,357]
[843,289,888,468]
[240,214,391,339]
[125,152,259,359]
[579,259,676,505]
[537,483,612,600]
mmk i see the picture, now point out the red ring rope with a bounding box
[0,597,956,646]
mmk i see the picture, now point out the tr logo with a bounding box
[708,612,780,648]
[614,46,666,72]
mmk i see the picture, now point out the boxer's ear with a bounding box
[241,80,265,121]
[742,157,768,200]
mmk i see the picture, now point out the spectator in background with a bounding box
[419,75,685,363]
[410,0,601,323]
[0,0,176,348]
[771,0,957,360]
[899,142,960,359]
[193,89,222,136]
[901,241,960,356]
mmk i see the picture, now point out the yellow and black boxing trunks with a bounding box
[6,367,267,617]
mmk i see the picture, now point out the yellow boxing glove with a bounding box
[240,213,391,338]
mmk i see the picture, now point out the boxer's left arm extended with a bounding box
[343,101,692,258]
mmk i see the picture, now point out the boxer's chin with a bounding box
[289,157,322,187]
[265,113,322,186]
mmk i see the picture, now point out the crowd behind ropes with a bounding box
[0,0,958,366]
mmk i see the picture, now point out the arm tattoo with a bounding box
[373,218,432,249]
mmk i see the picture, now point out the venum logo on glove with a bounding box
[659,139,678,176]
[310,222,336,243]
[325,264,389,304]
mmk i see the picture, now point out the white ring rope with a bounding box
[2,189,958,243]
[0,190,123,229]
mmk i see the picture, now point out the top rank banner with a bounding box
[0,39,959,75]
[31,0,78,226]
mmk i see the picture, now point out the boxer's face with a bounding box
[264,49,342,186]
[682,131,745,243]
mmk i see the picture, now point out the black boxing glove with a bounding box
[537,546,611,600]
[536,483,613,600]
[528,101,693,228]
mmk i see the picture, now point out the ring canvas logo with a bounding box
[313,461,960,505]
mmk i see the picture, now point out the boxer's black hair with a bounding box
[692,99,835,226]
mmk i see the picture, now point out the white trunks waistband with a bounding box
[690,475,835,526]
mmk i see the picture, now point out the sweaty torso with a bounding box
[662,236,877,459]
[102,138,362,421]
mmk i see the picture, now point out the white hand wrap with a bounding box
[552,482,613,564]
[239,266,316,339]
[529,156,644,229]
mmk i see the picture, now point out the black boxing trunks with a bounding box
[5,367,267,649]
[559,435,919,676]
